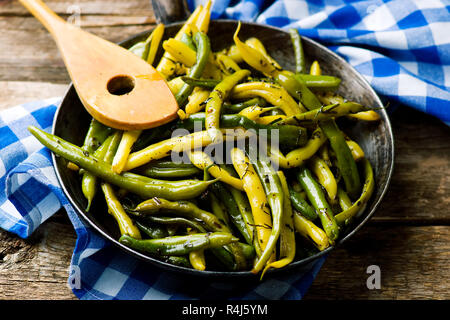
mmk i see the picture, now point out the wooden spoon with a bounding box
[19,0,179,130]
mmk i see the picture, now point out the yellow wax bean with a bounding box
[231,82,304,115]
[112,130,141,174]
[309,155,337,200]
[188,150,244,191]
[270,128,327,168]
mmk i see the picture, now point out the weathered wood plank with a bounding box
[0,14,155,29]
[0,17,155,83]
[305,224,450,300]
[0,81,67,110]
[0,212,77,300]
[1,219,448,300]
[373,106,450,222]
[0,0,155,16]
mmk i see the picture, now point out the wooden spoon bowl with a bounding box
[19,0,178,130]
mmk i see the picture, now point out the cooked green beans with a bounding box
[289,186,318,221]
[29,12,379,274]
[335,158,375,226]
[228,186,255,245]
[136,161,201,179]
[277,102,370,125]
[162,255,191,268]
[144,216,207,233]
[81,134,114,211]
[135,220,168,239]
[210,182,253,245]
[181,75,341,91]
[205,69,251,143]
[177,112,307,148]
[276,70,362,199]
[81,118,113,154]
[296,166,339,244]
[175,32,211,106]
[294,74,341,91]
[223,97,268,113]
[128,197,229,233]
[119,233,239,256]
[247,147,283,274]
[28,126,216,200]
[289,28,305,74]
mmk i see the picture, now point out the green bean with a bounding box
[205,69,252,143]
[144,216,207,233]
[289,28,305,74]
[131,188,247,270]
[103,131,122,164]
[119,233,239,256]
[228,188,255,244]
[294,74,341,90]
[337,187,352,211]
[180,32,196,51]
[140,161,199,169]
[181,76,218,88]
[220,164,261,258]
[81,118,113,154]
[28,126,216,200]
[209,247,236,271]
[178,112,307,148]
[219,164,255,244]
[276,102,370,125]
[129,39,150,60]
[247,147,284,274]
[128,197,229,233]
[208,241,256,271]
[81,134,114,211]
[132,123,173,152]
[275,70,323,108]
[293,212,329,251]
[237,242,256,260]
[136,162,201,179]
[175,32,211,106]
[321,119,361,199]
[135,220,168,239]
[222,97,268,113]
[161,255,191,268]
[210,182,253,245]
[181,75,340,91]
[276,70,361,199]
[101,131,142,239]
[288,186,318,221]
[203,176,242,270]
[208,192,231,228]
[80,120,113,211]
[335,158,375,226]
[296,166,339,244]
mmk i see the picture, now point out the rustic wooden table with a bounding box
[0,0,448,300]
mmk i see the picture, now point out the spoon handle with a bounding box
[19,0,66,36]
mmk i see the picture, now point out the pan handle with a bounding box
[151,0,191,24]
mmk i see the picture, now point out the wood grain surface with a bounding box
[0,0,448,300]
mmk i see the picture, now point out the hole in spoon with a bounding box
[107,75,135,95]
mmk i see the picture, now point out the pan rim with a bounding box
[52,19,394,279]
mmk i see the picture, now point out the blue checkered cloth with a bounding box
[190,0,450,125]
[1,0,449,300]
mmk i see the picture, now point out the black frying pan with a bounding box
[51,0,394,281]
